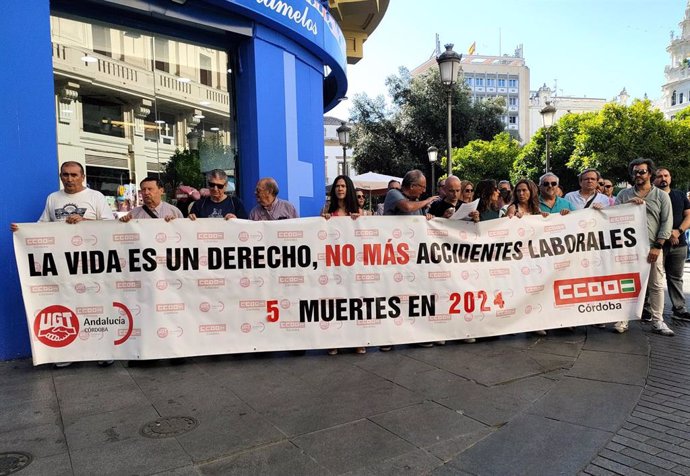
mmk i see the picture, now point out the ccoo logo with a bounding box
[554,273,640,306]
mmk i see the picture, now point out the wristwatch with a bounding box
[652,242,663,250]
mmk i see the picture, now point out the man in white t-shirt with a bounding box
[11,161,114,367]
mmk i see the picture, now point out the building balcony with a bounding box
[52,42,230,116]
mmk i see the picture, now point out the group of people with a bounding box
[372,159,689,341]
[11,157,690,365]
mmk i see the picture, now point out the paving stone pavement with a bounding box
[2,267,690,475]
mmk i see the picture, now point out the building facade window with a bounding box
[51,14,237,207]
[475,77,484,87]
[509,97,517,106]
[672,90,677,106]
[498,78,506,87]
[508,79,518,88]
[486,78,495,87]
[680,92,685,104]
[508,116,517,124]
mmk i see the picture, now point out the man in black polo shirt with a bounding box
[651,168,690,321]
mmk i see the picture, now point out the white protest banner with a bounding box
[13,204,649,365]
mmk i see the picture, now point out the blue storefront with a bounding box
[0,0,347,360]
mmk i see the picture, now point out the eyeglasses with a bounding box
[208,182,226,189]
[598,182,605,186]
[603,185,613,189]
[541,181,558,187]
[632,170,648,176]
[464,189,474,193]
[356,195,365,199]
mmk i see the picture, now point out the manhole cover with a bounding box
[140,416,199,438]
[0,452,32,476]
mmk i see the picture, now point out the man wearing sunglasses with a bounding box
[614,158,674,336]
[599,178,616,206]
[189,169,247,220]
[648,168,690,322]
[538,173,573,215]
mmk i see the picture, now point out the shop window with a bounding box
[51,13,237,205]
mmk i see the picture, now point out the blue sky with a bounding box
[330,0,686,119]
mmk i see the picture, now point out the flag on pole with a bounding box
[468,41,476,55]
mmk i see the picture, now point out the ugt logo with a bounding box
[554,273,640,306]
[34,305,79,347]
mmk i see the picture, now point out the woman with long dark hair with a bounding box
[322,175,365,354]
[323,175,361,219]
[506,179,542,218]
[474,179,501,221]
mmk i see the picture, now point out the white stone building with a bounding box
[324,115,355,186]
[412,44,531,143]
[527,84,608,142]
[663,1,690,118]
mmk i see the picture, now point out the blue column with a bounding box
[236,25,325,217]
[0,0,58,360]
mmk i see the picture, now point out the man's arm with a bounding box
[395,195,438,213]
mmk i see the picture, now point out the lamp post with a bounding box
[539,101,556,173]
[186,129,201,153]
[427,146,438,195]
[437,43,462,177]
[336,121,351,176]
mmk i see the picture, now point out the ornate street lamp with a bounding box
[336,121,351,176]
[539,101,556,173]
[437,43,462,177]
[186,129,201,152]
[427,146,438,195]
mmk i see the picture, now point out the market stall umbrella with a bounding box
[351,172,403,213]
[352,172,403,192]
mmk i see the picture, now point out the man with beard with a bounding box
[647,168,690,321]
[614,159,674,336]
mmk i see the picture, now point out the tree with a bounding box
[161,149,204,196]
[351,67,505,181]
[569,99,690,185]
[512,112,594,190]
[451,132,520,184]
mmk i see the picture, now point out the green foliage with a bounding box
[568,99,690,185]
[513,112,593,190]
[161,149,205,196]
[451,132,520,184]
[161,135,235,196]
[351,67,505,180]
